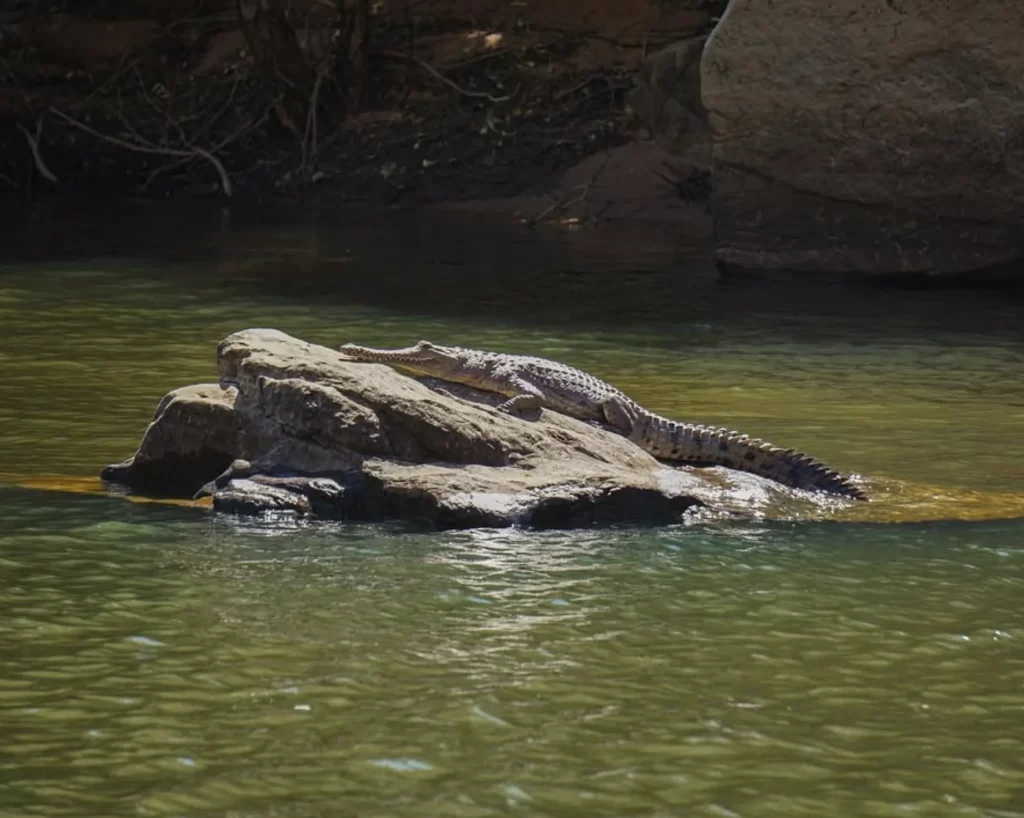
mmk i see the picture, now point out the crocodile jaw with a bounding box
[339,341,465,377]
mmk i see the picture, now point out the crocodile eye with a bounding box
[415,340,436,350]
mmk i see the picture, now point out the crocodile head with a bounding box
[339,340,466,376]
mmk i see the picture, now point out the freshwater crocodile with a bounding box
[339,341,867,500]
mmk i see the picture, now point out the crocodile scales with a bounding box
[339,341,867,500]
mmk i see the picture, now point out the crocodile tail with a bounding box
[631,413,866,500]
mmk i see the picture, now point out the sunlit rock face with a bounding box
[701,0,1024,274]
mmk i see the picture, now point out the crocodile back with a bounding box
[514,356,636,421]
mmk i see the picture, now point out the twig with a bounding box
[301,70,325,172]
[0,170,17,188]
[17,122,58,183]
[524,150,611,228]
[198,73,242,142]
[135,67,187,145]
[190,148,232,196]
[142,108,268,191]
[524,184,589,227]
[141,154,192,190]
[49,107,233,197]
[446,47,513,70]
[376,50,509,104]
[113,88,153,148]
[84,52,142,105]
[553,75,601,103]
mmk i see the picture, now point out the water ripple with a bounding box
[1,496,1023,816]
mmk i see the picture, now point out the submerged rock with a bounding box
[701,0,1024,274]
[101,328,818,530]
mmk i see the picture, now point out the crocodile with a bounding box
[338,341,867,500]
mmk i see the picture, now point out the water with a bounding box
[1,202,1023,817]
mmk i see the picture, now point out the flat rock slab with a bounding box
[101,328,808,530]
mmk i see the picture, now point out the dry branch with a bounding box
[300,69,326,172]
[524,151,612,227]
[376,50,510,104]
[17,122,59,183]
[141,109,268,191]
[49,108,233,197]
[524,184,589,227]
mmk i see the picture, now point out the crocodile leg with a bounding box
[601,396,640,434]
[495,375,545,415]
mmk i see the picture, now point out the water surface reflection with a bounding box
[2,490,1023,817]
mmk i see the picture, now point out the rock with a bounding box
[100,384,244,495]
[628,36,711,168]
[701,0,1024,274]
[101,328,806,530]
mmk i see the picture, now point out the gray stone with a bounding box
[628,36,711,168]
[100,383,244,495]
[101,328,822,530]
[701,0,1024,274]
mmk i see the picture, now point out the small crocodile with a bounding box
[339,341,867,500]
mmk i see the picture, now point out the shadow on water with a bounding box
[2,198,1022,342]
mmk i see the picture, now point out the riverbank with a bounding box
[0,1,714,227]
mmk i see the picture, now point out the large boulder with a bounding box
[701,0,1024,274]
[100,329,823,530]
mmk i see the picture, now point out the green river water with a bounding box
[1,202,1023,817]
